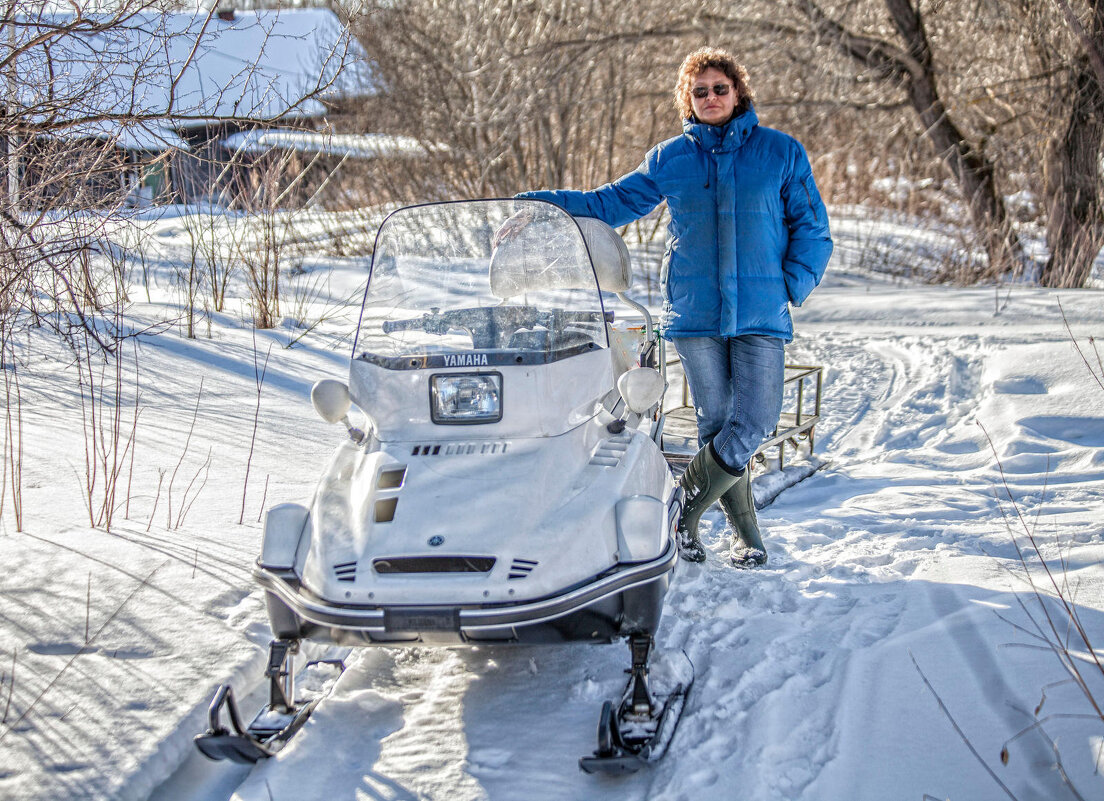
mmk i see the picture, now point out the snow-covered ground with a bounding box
[1,207,1102,801]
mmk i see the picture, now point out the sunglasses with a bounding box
[691,83,732,99]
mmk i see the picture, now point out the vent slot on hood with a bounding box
[590,432,632,467]
[373,556,496,574]
[508,558,538,580]
[411,442,510,457]
[334,560,357,582]
[377,468,406,489]
[375,497,398,522]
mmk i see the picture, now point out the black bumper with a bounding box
[255,539,678,645]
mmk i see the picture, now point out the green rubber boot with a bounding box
[719,468,767,568]
[676,443,741,563]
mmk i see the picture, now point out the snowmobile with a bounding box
[195,199,691,773]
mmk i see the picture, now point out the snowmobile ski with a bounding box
[194,639,344,764]
[579,636,694,774]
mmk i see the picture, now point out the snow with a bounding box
[1,205,1103,801]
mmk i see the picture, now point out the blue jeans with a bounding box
[672,335,785,471]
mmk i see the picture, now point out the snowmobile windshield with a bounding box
[355,200,608,369]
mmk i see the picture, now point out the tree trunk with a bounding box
[802,0,1024,276]
[905,73,1022,276]
[1042,0,1104,288]
[882,0,1023,276]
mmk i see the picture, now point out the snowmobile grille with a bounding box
[372,556,496,574]
[508,558,538,580]
[410,442,509,457]
[333,561,357,582]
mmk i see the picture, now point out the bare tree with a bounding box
[775,0,1104,286]
[351,0,688,200]
[790,0,1026,278]
[1,0,358,533]
[1027,0,1104,287]
[350,0,1104,286]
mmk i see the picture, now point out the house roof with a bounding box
[14,8,368,151]
[220,129,429,160]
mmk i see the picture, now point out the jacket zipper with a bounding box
[803,180,818,222]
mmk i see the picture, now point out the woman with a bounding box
[516,47,833,566]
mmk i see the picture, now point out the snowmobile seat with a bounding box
[488,214,632,298]
[573,217,660,378]
[489,214,648,376]
[573,216,632,294]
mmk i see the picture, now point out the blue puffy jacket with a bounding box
[517,107,833,342]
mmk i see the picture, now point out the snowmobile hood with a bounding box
[298,417,673,608]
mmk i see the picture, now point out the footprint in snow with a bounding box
[27,642,96,656]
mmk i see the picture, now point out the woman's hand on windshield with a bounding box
[491,208,535,248]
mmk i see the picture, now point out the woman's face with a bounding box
[689,66,736,126]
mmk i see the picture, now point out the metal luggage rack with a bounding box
[660,360,823,473]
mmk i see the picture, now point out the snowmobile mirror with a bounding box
[617,367,665,415]
[311,379,352,424]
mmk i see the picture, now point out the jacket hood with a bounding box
[683,105,759,153]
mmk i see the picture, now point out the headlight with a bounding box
[430,372,503,424]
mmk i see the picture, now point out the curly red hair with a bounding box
[674,47,754,122]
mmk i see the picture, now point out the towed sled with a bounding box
[195,199,691,772]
